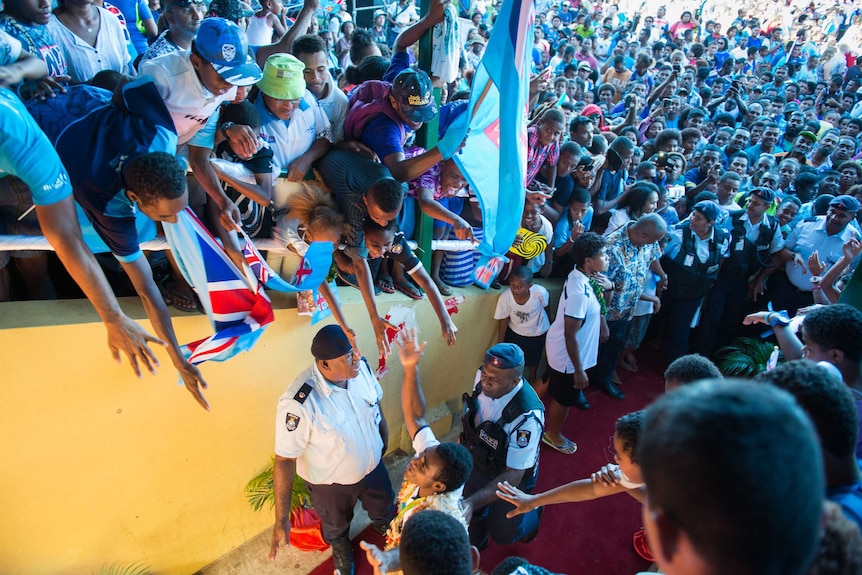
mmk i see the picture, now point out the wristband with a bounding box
[767,310,790,327]
[220,121,235,140]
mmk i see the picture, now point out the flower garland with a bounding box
[578,267,608,317]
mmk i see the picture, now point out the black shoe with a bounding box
[599,381,625,401]
[573,389,591,410]
[520,506,545,543]
[331,541,355,575]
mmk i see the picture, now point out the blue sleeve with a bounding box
[137,0,153,20]
[0,90,72,205]
[361,114,406,160]
[382,51,411,83]
[75,188,143,262]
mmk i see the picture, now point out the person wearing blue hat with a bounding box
[140,17,263,242]
[460,342,545,550]
[698,187,785,358]
[752,194,862,316]
[659,200,730,363]
[270,324,395,575]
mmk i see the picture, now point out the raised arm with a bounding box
[394,328,428,439]
[256,0,320,67]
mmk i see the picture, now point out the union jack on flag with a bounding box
[163,208,331,365]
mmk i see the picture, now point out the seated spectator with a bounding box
[639,380,824,575]
[47,0,131,83]
[757,360,862,529]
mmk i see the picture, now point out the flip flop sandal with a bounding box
[434,279,453,296]
[541,433,578,455]
[394,281,423,300]
[375,277,395,294]
[169,287,200,313]
[158,283,174,307]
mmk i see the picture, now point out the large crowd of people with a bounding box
[3,0,862,572]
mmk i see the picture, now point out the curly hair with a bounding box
[124,152,186,205]
[433,442,473,493]
[571,232,605,268]
[615,410,644,463]
[664,354,722,386]
[803,304,862,363]
[400,511,472,575]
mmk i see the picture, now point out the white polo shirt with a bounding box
[469,379,544,471]
[255,89,332,177]
[545,268,601,374]
[140,50,236,146]
[275,360,384,485]
[317,73,348,143]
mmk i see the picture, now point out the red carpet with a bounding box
[310,351,666,575]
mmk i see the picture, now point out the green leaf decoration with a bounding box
[244,459,311,513]
[716,337,781,377]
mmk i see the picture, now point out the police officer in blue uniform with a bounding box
[461,343,545,549]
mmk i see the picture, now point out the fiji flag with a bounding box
[438,0,533,288]
[163,208,330,365]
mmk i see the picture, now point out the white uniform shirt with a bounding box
[255,89,332,177]
[737,213,785,253]
[545,268,601,374]
[317,73,348,143]
[785,216,861,291]
[47,8,130,83]
[494,284,550,337]
[140,50,236,146]
[470,379,543,471]
[275,360,384,485]
[664,225,731,263]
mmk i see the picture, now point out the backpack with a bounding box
[343,80,406,142]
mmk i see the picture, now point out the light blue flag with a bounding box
[438,0,534,288]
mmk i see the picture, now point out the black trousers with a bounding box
[463,470,540,546]
[306,459,395,546]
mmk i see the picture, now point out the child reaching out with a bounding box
[496,410,646,516]
[496,410,654,559]
[494,266,551,388]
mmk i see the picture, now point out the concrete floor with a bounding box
[197,424,460,575]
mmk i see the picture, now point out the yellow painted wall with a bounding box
[0,283,543,574]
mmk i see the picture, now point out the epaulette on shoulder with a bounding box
[293,382,313,404]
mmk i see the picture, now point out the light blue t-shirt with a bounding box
[0,87,72,206]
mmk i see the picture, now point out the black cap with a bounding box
[311,325,353,360]
[391,68,438,123]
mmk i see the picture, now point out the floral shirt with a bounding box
[604,221,662,321]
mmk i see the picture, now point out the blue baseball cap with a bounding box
[692,200,721,222]
[484,343,525,369]
[194,18,262,87]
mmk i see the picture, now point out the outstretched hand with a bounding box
[106,316,166,378]
[395,327,426,367]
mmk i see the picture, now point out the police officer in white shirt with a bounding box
[269,325,394,575]
[461,344,545,550]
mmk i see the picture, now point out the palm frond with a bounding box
[244,459,311,513]
[92,562,150,575]
[716,337,781,377]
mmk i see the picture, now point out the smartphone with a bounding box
[663,98,672,107]
[607,149,623,171]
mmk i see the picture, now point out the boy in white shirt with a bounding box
[494,266,551,388]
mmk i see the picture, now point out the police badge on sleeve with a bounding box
[285,413,301,432]
[516,430,531,448]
